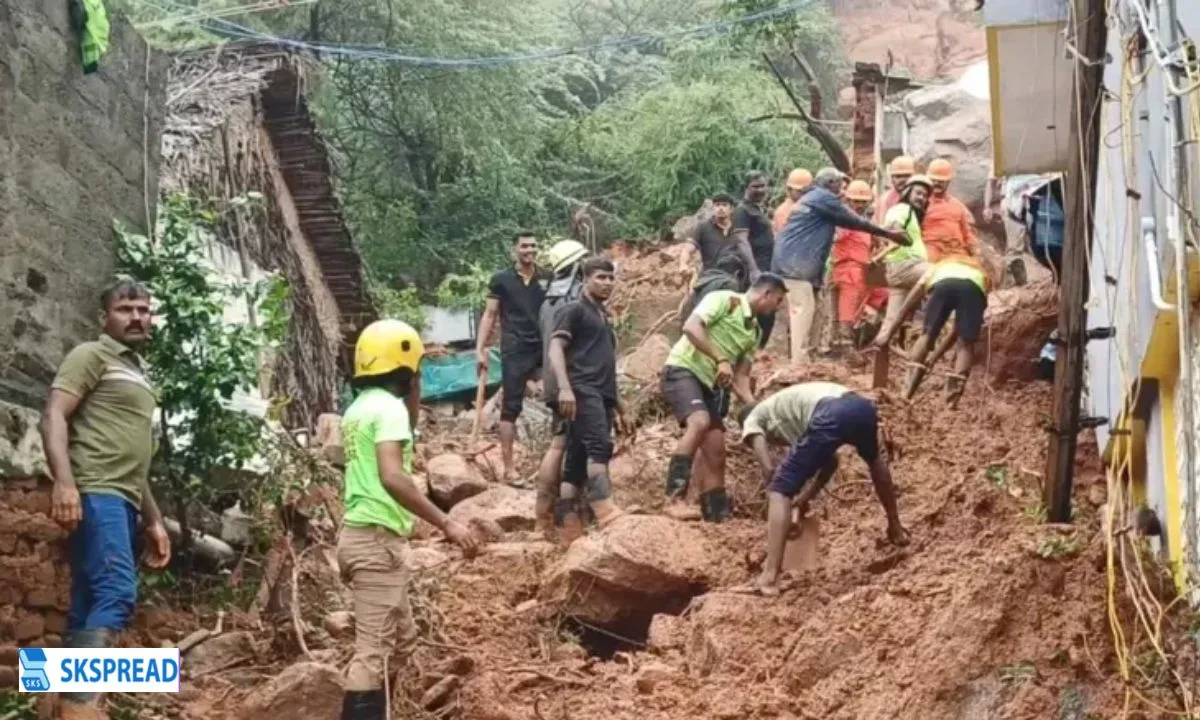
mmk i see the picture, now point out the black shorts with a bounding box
[769,393,880,497]
[500,347,542,422]
[563,393,614,486]
[923,278,987,343]
[661,366,728,429]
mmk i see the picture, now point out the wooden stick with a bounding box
[872,344,890,389]
[469,366,487,447]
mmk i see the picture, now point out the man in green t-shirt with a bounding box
[41,278,171,719]
[660,274,787,521]
[339,320,479,720]
[878,175,933,341]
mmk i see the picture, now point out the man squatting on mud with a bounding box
[740,382,909,595]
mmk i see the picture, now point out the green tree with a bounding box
[116,194,288,553]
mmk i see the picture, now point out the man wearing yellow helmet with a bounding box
[340,320,479,719]
[476,232,551,486]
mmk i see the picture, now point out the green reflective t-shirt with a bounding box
[341,388,416,536]
[883,203,927,263]
[665,290,760,389]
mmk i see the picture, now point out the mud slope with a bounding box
[832,0,986,80]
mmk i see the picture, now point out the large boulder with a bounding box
[427,454,488,509]
[242,662,343,718]
[540,515,712,632]
[619,334,673,384]
[903,68,992,219]
[448,486,536,532]
[983,279,1059,383]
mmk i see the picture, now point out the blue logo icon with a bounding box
[19,648,50,692]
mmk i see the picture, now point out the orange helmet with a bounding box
[928,158,954,181]
[786,168,813,190]
[845,180,874,202]
[889,155,915,176]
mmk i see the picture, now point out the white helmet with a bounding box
[547,239,588,273]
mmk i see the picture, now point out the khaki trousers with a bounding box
[784,278,824,362]
[338,525,417,691]
[881,258,930,335]
[1002,215,1028,262]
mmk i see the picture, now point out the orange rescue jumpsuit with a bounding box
[832,227,889,324]
[921,194,977,262]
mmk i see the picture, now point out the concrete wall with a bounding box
[0,0,166,409]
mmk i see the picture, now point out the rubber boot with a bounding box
[341,689,386,720]
[945,374,967,409]
[665,455,692,499]
[61,629,110,719]
[700,489,731,524]
[1008,257,1028,286]
[902,364,927,399]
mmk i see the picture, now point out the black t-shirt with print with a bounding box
[488,267,550,354]
[550,295,617,403]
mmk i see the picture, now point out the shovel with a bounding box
[782,508,820,573]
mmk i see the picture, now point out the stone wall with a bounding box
[0,0,166,409]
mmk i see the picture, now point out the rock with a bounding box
[406,546,450,572]
[635,662,680,694]
[983,279,1059,383]
[540,515,711,631]
[515,400,554,449]
[467,517,505,543]
[242,662,343,718]
[184,631,255,676]
[903,74,992,218]
[550,642,586,663]
[647,614,685,653]
[427,454,488,509]
[671,200,714,243]
[0,401,48,477]
[619,334,673,384]
[324,611,354,638]
[432,654,475,677]
[448,487,536,532]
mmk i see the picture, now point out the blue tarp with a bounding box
[421,348,501,401]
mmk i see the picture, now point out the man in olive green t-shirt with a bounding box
[40,278,171,717]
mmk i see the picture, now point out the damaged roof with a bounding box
[162,41,375,336]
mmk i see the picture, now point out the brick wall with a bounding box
[0,0,166,409]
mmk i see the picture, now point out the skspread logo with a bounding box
[19,648,180,693]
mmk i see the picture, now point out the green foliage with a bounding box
[435,263,494,313]
[998,660,1038,686]
[371,283,428,331]
[116,193,289,550]
[0,691,35,720]
[1035,533,1080,560]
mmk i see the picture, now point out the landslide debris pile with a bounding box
[151,244,1188,720]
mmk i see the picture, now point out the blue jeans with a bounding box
[769,394,880,497]
[67,493,139,635]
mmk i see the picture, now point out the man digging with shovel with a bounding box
[737,382,908,596]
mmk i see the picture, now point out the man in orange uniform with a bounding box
[922,159,978,261]
[874,156,914,224]
[831,181,888,343]
[773,168,813,234]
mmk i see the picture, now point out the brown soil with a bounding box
[132,244,1195,720]
[832,0,986,81]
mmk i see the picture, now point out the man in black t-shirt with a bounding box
[476,232,550,485]
[548,257,625,541]
[734,171,778,346]
[679,193,757,283]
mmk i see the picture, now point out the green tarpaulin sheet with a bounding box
[421,348,502,401]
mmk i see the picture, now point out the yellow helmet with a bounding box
[548,239,588,273]
[354,319,425,378]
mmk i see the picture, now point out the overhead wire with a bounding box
[142,0,828,68]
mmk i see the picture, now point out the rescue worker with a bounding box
[739,383,908,596]
[982,166,1043,286]
[339,320,480,720]
[831,180,890,344]
[774,168,907,363]
[41,278,170,720]
[534,239,591,537]
[874,254,992,407]
[476,232,550,486]
[874,155,915,223]
[735,171,779,345]
[877,175,933,343]
[662,274,789,521]
[679,192,757,281]
[922,159,978,262]
[548,258,625,540]
[773,168,813,234]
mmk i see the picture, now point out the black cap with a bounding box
[753,272,787,292]
[711,192,736,205]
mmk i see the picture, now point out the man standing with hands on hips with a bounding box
[40,277,171,720]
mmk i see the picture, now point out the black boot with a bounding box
[665,455,692,499]
[700,489,731,523]
[342,689,386,720]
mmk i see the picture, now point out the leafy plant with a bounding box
[999,660,1038,686]
[116,193,289,555]
[371,283,428,331]
[1035,534,1080,559]
[435,263,494,313]
[0,691,35,720]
